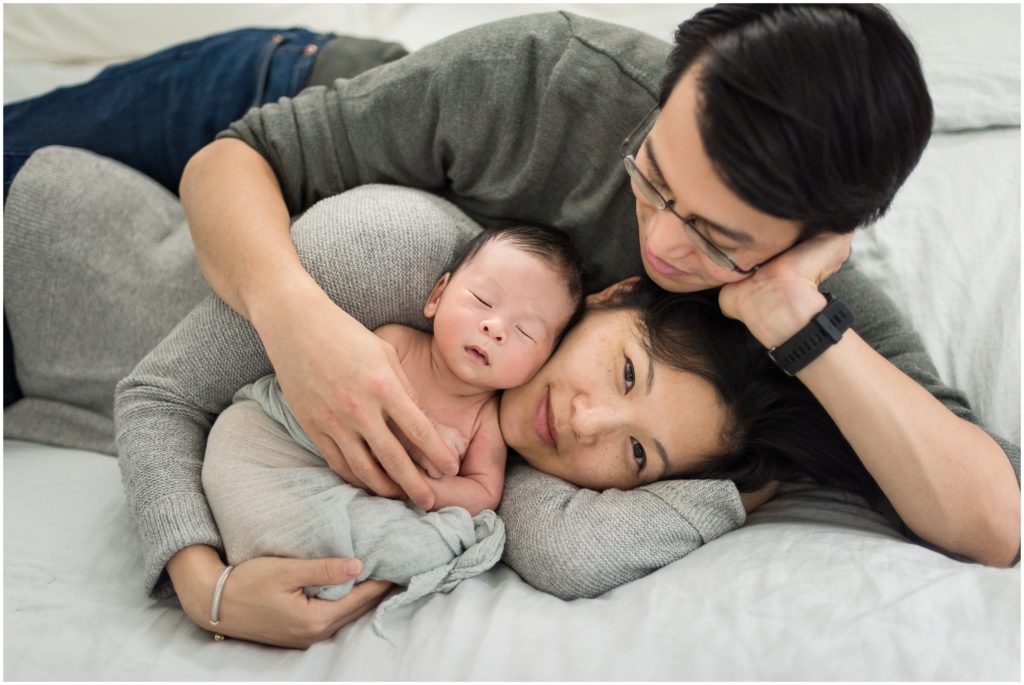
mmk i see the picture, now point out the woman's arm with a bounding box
[427,404,507,514]
[720,233,1021,567]
[499,460,746,600]
[166,545,390,649]
[116,184,484,640]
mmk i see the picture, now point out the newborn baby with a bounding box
[202,224,583,633]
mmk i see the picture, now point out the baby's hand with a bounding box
[398,422,467,478]
[433,424,468,471]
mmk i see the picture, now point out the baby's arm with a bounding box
[375,324,465,476]
[427,400,506,515]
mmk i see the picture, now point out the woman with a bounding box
[201,274,873,630]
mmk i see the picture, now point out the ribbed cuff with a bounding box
[137,492,223,599]
[644,479,747,544]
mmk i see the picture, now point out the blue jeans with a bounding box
[3,27,333,200]
[3,27,335,405]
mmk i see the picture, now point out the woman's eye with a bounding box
[516,325,535,342]
[471,292,491,308]
[623,356,636,393]
[630,437,647,471]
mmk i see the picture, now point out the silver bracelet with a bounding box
[209,565,235,641]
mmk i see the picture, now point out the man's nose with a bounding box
[646,210,698,261]
[480,318,506,343]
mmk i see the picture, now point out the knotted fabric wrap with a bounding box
[202,400,505,636]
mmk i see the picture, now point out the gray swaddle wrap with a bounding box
[234,375,319,455]
[202,395,505,637]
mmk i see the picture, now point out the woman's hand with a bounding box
[168,546,392,649]
[719,232,853,347]
[256,287,459,511]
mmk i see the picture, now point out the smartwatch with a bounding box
[767,294,854,376]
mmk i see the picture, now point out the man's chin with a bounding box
[645,267,711,293]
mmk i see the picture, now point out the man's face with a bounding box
[631,65,803,292]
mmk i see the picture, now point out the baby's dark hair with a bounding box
[619,278,902,530]
[447,225,586,333]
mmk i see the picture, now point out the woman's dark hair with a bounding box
[621,278,895,521]
[446,224,587,331]
[659,4,933,238]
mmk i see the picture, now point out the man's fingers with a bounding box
[330,433,405,499]
[315,432,403,497]
[382,360,454,479]
[386,389,458,478]
[311,433,368,489]
[363,426,436,509]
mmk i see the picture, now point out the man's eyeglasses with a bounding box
[620,105,759,275]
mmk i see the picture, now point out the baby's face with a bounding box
[425,240,577,390]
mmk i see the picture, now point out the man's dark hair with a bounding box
[447,224,586,331]
[659,4,933,237]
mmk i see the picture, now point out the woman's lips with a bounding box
[644,247,689,278]
[534,387,556,449]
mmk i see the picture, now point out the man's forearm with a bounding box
[798,333,1021,566]
[180,138,320,327]
[728,253,1020,567]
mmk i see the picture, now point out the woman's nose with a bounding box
[569,393,617,445]
[480,318,506,343]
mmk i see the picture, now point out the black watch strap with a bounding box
[767,294,855,376]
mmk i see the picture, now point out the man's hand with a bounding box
[168,546,392,649]
[719,231,853,348]
[258,289,459,510]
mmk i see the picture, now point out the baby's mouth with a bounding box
[465,345,489,366]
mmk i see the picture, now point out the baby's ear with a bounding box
[423,273,451,318]
[586,275,642,307]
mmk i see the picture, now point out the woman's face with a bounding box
[498,306,730,490]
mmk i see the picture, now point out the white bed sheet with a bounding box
[852,126,1021,444]
[5,440,1019,681]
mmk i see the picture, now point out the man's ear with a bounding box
[423,273,451,318]
[586,275,642,307]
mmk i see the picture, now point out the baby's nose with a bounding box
[481,319,505,343]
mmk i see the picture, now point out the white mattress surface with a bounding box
[4,440,1019,680]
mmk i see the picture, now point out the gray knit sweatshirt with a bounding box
[5,12,1018,604]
